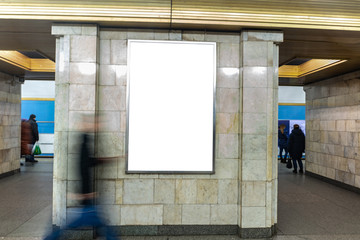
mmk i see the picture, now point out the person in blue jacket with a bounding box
[278,124,288,163]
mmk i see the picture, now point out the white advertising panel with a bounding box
[127,40,216,173]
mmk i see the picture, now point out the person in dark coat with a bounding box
[278,124,288,163]
[26,114,39,163]
[288,124,305,174]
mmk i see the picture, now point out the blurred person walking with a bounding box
[288,124,305,174]
[21,119,32,165]
[44,114,119,240]
[26,114,39,163]
[278,124,289,164]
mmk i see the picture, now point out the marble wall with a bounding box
[52,24,282,238]
[0,73,21,177]
[305,71,360,188]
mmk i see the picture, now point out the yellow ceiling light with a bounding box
[279,59,347,78]
[0,50,55,72]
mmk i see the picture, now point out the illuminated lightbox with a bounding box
[126,40,216,173]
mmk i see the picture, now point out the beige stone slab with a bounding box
[242,113,267,134]
[242,30,283,43]
[111,40,127,65]
[197,179,218,204]
[182,205,211,224]
[241,206,266,228]
[99,64,116,85]
[217,88,240,113]
[216,68,240,89]
[154,179,175,204]
[210,204,238,224]
[242,181,266,207]
[52,25,82,36]
[97,132,124,157]
[242,88,268,113]
[69,84,96,111]
[97,180,116,205]
[218,43,240,68]
[100,40,111,64]
[217,134,239,159]
[96,159,118,179]
[123,179,154,204]
[175,179,196,204]
[98,204,121,225]
[242,41,268,67]
[100,30,127,40]
[115,180,123,204]
[183,32,205,41]
[243,67,268,88]
[163,205,182,224]
[98,111,121,132]
[242,134,267,160]
[121,205,163,225]
[70,35,97,63]
[216,113,239,134]
[115,65,127,86]
[99,85,126,111]
[212,159,238,179]
[242,160,267,181]
[218,180,238,204]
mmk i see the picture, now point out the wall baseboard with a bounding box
[0,168,20,180]
[306,171,360,194]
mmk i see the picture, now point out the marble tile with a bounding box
[163,205,182,224]
[99,65,116,85]
[216,113,239,134]
[110,40,127,65]
[242,41,268,67]
[212,159,238,179]
[210,205,238,224]
[217,88,240,113]
[182,205,210,224]
[97,180,116,205]
[241,206,266,228]
[217,68,240,89]
[197,179,218,204]
[242,181,266,207]
[243,67,268,88]
[243,31,283,43]
[183,32,205,41]
[123,179,154,204]
[100,40,111,64]
[242,113,267,135]
[242,88,268,113]
[217,134,239,159]
[242,160,267,181]
[69,63,96,85]
[242,134,267,160]
[70,35,97,62]
[154,179,175,204]
[121,205,163,225]
[127,31,155,40]
[99,204,121,225]
[98,111,121,132]
[100,31,127,40]
[69,84,96,111]
[218,180,238,204]
[115,180,123,204]
[115,65,127,86]
[219,43,240,68]
[205,33,240,43]
[175,179,196,204]
[96,132,125,158]
[99,86,126,111]
[52,25,82,36]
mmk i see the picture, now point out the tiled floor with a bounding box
[1,159,360,240]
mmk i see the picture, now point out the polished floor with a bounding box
[1,159,360,240]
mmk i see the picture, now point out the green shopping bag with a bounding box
[32,142,42,155]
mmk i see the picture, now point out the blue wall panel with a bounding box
[278,105,305,120]
[21,100,55,134]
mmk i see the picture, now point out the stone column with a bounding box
[239,30,283,238]
[51,24,99,227]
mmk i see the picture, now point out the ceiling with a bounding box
[1,19,360,85]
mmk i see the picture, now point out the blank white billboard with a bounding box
[126,40,216,173]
